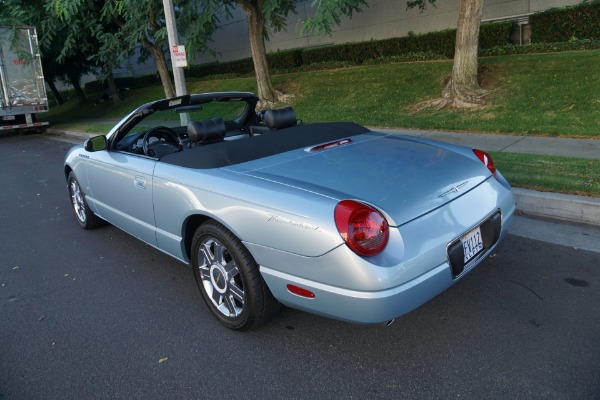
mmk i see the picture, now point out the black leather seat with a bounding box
[187,117,226,146]
[263,107,297,130]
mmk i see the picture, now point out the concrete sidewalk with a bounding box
[46,125,600,227]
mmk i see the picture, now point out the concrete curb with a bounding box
[514,188,600,227]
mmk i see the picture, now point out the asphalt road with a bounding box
[1,134,599,400]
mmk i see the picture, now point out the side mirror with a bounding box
[84,135,108,152]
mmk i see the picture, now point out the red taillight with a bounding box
[473,149,496,175]
[334,200,389,257]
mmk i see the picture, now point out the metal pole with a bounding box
[162,0,189,125]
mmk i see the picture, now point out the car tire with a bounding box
[191,221,281,330]
[67,172,104,229]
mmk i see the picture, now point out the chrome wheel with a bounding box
[70,179,86,224]
[191,221,281,330]
[197,238,245,318]
[67,171,103,230]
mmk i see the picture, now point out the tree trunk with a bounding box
[106,71,122,105]
[442,0,487,108]
[46,79,64,105]
[239,0,278,105]
[143,40,175,98]
[67,72,87,105]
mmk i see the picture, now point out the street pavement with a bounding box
[45,125,600,227]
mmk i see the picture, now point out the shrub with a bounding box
[481,39,600,56]
[479,20,515,49]
[530,0,600,43]
[267,49,303,69]
[187,58,254,78]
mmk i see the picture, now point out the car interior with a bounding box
[113,96,299,159]
[106,93,370,169]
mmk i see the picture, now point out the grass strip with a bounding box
[492,152,600,197]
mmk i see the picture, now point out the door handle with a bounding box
[134,176,147,189]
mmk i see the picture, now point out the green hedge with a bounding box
[187,57,254,78]
[530,0,600,43]
[185,50,304,79]
[481,39,600,56]
[300,32,450,65]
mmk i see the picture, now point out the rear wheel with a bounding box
[67,172,103,229]
[191,221,280,330]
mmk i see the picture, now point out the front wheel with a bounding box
[67,172,103,229]
[191,221,280,330]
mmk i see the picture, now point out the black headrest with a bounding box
[263,107,297,130]
[187,117,226,145]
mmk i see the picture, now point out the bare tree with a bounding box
[439,0,488,108]
[412,0,489,110]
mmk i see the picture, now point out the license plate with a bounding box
[461,226,483,264]
[2,115,16,121]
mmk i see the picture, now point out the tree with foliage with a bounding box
[52,0,178,98]
[302,0,366,35]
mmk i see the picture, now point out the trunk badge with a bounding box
[439,181,469,198]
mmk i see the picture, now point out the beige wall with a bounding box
[200,0,582,64]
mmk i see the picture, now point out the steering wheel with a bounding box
[142,126,181,158]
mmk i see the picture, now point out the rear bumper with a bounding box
[260,213,509,324]
[261,261,452,324]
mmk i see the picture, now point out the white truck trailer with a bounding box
[1,26,49,133]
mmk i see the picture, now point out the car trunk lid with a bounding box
[239,134,490,226]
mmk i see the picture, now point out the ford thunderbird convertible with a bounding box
[64,92,515,330]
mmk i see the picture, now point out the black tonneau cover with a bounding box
[161,122,370,169]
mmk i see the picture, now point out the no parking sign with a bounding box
[171,45,188,68]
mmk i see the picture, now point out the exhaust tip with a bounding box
[385,319,395,327]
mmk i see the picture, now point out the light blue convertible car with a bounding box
[64,92,515,330]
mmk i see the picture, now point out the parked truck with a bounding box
[1,26,49,133]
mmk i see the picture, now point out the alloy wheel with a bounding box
[197,238,245,318]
